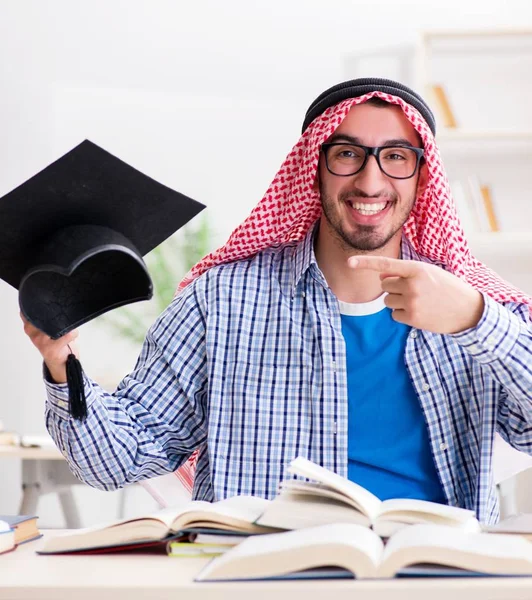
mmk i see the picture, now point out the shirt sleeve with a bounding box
[44,277,209,491]
[450,293,532,451]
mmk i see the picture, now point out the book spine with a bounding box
[479,185,499,232]
[450,179,479,234]
[429,84,458,129]
[466,175,491,233]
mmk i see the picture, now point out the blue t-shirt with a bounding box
[340,294,446,503]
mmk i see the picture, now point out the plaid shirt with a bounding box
[45,227,532,524]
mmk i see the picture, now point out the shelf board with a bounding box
[423,29,532,40]
[437,130,532,141]
[467,232,532,256]
[422,29,532,53]
[435,130,532,156]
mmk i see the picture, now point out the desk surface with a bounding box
[0,445,63,460]
[1,532,532,600]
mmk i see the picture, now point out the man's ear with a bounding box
[416,161,429,196]
[312,172,320,192]
[312,161,322,192]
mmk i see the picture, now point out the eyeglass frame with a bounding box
[321,142,425,180]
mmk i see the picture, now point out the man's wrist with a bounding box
[464,290,485,331]
[42,361,67,384]
[452,289,485,334]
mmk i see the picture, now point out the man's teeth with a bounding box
[350,201,388,215]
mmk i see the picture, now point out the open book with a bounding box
[196,522,532,581]
[39,495,275,554]
[483,513,532,541]
[256,457,480,537]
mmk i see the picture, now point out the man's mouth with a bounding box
[346,200,392,216]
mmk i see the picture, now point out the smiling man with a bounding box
[25,78,532,524]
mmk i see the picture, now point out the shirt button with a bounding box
[301,291,306,298]
[422,382,430,392]
[58,400,67,409]
[440,442,448,451]
[410,330,418,339]
[486,341,495,351]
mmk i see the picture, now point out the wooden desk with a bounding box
[0,446,81,528]
[1,532,532,600]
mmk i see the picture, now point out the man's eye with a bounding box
[383,152,406,161]
[335,148,362,159]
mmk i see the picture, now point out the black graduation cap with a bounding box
[0,139,205,419]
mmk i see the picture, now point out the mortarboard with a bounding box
[0,139,205,419]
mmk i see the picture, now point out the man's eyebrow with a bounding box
[381,137,419,147]
[327,134,363,144]
[327,134,419,147]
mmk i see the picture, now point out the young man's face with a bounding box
[318,102,427,253]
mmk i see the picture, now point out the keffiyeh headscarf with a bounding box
[173,78,532,493]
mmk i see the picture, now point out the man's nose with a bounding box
[355,154,388,195]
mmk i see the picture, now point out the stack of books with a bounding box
[0,515,41,554]
[35,457,532,581]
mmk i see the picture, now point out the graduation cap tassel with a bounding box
[66,345,87,421]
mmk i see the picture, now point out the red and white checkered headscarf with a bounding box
[173,91,532,494]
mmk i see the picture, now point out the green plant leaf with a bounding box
[97,214,214,348]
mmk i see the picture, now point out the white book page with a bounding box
[485,513,532,533]
[378,498,477,523]
[171,495,271,530]
[380,524,532,577]
[288,457,381,520]
[197,523,384,581]
[41,496,271,554]
[257,492,371,529]
[0,520,11,533]
[40,519,170,553]
[0,528,15,554]
[61,501,206,534]
[55,507,178,533]
[150,505,208,529]
[493,434,532,484]
[280,481,368,512]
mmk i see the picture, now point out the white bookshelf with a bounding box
[421,30,532,292]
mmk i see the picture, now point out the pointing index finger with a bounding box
[348,256,419,278]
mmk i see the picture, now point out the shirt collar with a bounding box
[401,233,420,261]
[288,220,321,295]
[401,233,442,267]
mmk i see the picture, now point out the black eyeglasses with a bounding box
[321,143,424,180]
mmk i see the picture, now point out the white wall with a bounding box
[1,0,532,526]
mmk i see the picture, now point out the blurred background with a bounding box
[0,0,531,527]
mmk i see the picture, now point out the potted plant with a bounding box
[100,215,212,346]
